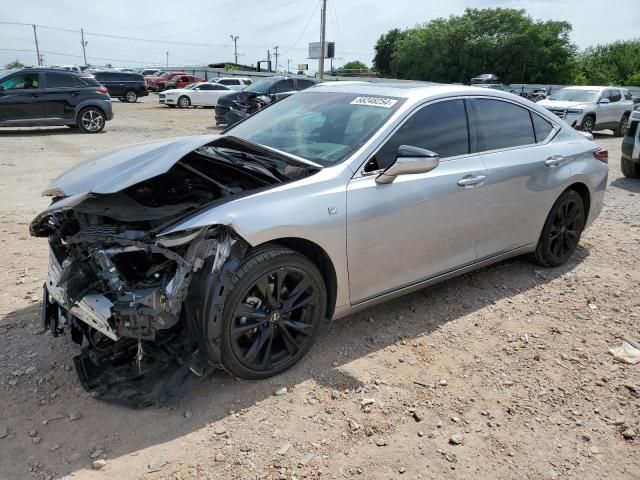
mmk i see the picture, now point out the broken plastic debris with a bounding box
[609,337,640,365]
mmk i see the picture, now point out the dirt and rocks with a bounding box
[0,96,638,480]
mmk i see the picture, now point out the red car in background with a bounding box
[167,74,205,90]
[144,71,186,91]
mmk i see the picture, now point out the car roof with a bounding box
[9,67,87,75]
[561,86,610,91]
[310,81,516,99]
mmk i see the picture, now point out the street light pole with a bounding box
[273,45,279,74]
[80,28,88,66]
[319,0,327,79]
[32,24,41,66]
[230,35,239,65]
[166,51,169,68]
[287,58,291,74]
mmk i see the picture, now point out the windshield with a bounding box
[227,91,404,166]
[244,78,277,94]
[549,89,599,102]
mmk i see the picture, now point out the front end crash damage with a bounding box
[29,136,319,407]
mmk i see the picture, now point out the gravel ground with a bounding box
[0,96,638,480]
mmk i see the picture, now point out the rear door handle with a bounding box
[457,174,486,187]
[545,155,566,167]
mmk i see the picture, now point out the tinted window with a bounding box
[211,84,228,90]
[244,79,252,85]
[197,83,213,90]
[623,90,632,100]
[0,73,39,90]
[609,89,622,102]
[296,79,316,90]
[45,73,76,88]
[273,79,295,94]
[124,74,143,81]
[531,113,554,142]
[220,79,240,85]
[475,99,535,151]
[373,99,469,170]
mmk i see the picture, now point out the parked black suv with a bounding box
[215,76,318,125]
[92,71,148,103]
[0,68,113,133]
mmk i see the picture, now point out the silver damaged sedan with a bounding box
[30,82,608,406]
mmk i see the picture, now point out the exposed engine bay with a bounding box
[29,136,319,407]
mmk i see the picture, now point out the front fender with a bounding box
[160,170,350,310]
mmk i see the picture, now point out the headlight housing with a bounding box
[566,109,583,114]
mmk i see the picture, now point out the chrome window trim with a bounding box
[354,95,476,178]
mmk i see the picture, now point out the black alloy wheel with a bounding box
[219,247,326,379]
[532,189,585,267]
[581,116,594,133]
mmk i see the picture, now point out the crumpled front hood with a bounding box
[43,135,223,197]
[538,99,589,109]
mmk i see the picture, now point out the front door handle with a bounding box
[457,174,486,187]
[545,155,566,167]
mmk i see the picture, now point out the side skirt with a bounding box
[332,244,534,320]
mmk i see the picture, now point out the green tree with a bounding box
[575,40,640,85]
[339,60,367,72]
[373,28,407,76]
[379,8,576,84]
[5,59,24,69]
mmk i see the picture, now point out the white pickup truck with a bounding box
[538,86,634,136]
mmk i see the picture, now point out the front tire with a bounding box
[77,107,106,133]
[178,96,191,108]
[219,246,326,380]
[621,157,640,178]
[531,190,585,267]
[581,116,595,133]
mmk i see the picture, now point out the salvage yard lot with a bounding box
[0,96,638,480]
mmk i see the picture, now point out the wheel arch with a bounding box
[74,103,107,124]
[255,237,338,320]
[565,182,591,221]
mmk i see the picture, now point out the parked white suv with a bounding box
[208,77,252,91]
[538,86,634,136]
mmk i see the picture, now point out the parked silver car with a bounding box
[538,86,634,135]
[30,82,608,405]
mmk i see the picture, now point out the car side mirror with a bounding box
[598,98,610,104]
[376,145,440,184]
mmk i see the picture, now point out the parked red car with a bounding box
[144,71,186,92]
[166,74,205,90]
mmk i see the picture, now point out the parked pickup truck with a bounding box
[538,86,634,136]
[144,71,186,92]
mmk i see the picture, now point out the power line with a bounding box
[281,0,321,57]
[162,0,305,40]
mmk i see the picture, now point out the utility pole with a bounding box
[166,51,169,68]
[230,35,239,65]
[32,24,41,66]
[80,28,88,66]
[287,58,291,74]
[267,49,271,72]
[318,0,327,79]
[273,46,279,74]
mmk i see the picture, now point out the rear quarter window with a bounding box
[531,113,554,143]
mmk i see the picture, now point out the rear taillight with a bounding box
[593,149,608,164]
[97,86,108,94]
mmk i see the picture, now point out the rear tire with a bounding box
[614,113,630,137]
[218,246,326,380]
[124,90,138,103]
[531,189,585,267]
[621,157,640,178]
[177,96,191,108]
[77,107,106,134]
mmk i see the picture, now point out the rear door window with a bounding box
[372,99,470,170]
[609,89,622,102]
[296,79,316,90]
[273,79,295,94]
[220,79,240,86]
[475,99,535,151]
[45,73,76,88]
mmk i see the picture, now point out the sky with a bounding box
[1,0,638,72]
